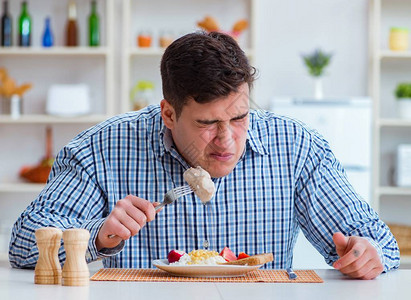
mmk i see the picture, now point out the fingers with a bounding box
[96,195,156,249]
[332,232,349,257]
[333,235,384,280]
[124,195,156,222]
[333,241,366,270]
[111,195,156,235]
[361,265,385,280]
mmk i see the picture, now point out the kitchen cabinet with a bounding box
[369,0,411,265]
[0,0,115,259]
[0,0,115,189]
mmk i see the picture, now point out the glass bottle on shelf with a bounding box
[1,0,12,46]
[66,1,78,47]
[42,17,53,47]
[88,0,99,46]
[18,1,31,47]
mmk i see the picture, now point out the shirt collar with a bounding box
[246,128,269,156]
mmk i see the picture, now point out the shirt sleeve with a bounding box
[294,130,400,272]
[8,137,123,269]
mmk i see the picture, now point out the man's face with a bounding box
[161,83,250,178]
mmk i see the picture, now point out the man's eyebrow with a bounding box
[196,112,249,125]
[231,112,249,120]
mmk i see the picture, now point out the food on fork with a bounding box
[183,166,215,204]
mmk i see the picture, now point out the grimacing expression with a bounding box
[161,83,250,178]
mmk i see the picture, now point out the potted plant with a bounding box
[302,49,332,99]
[395,82,411,119]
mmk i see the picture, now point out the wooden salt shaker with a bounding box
[34,227,63,285]
[62,228,90,286]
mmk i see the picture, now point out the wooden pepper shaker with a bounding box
[62,228,90,286]
[34,227,63,285]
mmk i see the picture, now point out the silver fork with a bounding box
[155,185,193,211]
[108,185,193,238]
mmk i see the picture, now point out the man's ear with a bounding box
[160,99,176,129]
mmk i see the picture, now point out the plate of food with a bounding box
[153,248,273,277]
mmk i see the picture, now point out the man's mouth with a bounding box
[209,152,234,162]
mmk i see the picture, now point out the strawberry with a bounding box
[219,247,237,262]
[237,252,250,259]
[167,250,186,263]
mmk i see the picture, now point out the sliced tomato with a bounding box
[237,252,250,259]
[219,247,237,262]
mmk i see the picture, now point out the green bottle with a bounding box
[88,0,99,46]
[18,1,31,47]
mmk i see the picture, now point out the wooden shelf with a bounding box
[378,118,411,127]
[0,183,45,193]
[128,47,254,57]
[128,47,166,56]
[0,114,109,124]
[0,47,110,56]
[379,50,411,59]
[378,186,411,196]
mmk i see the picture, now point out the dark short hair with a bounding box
[160,31,256,118]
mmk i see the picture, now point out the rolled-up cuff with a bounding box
[79,218,124,262]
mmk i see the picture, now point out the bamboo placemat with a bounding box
[90,268,323,283]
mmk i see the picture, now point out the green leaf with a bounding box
[302,48,333,77]
[395,83,411,98]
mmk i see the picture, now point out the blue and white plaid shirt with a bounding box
[9,105,399,271]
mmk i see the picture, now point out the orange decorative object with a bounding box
[197,15,249,41]
[138,34,152,48]
[20,126,54,183]
[0,67,32,98]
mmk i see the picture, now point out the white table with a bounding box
[0,262,408,300]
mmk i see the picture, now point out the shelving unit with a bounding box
[0,47,111,56]
[0,0,115,192]
[369,0,411,265]
[120,0,256,113]
[0,0,116,259]
[0,183,45,193]
[0,114,109,124]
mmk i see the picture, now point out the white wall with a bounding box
[253,0,369,268]
[254,0,369,108]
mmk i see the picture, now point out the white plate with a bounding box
[153,259,263,277]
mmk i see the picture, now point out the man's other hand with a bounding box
[96,195,156,250]
[332,232,384,280]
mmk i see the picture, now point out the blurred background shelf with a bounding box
[378,186,411,196]
[120,0,256,112]
[0,114,109,124]
[128,47,254,57]
[378,118,411,127]
[0,183,45,193]
[379,50,411,59]
[0,47,110,56]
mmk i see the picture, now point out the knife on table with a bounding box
[286,268,297,280]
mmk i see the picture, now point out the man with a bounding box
[9,32,399,279]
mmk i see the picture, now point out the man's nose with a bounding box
[213,122,234,148]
